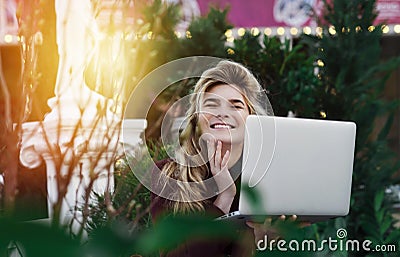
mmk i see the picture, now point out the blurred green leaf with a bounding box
[135,214,238,254]
[374,191,384,212]
[0,218,81,257]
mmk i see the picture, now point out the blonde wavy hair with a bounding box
[162,60,269,214]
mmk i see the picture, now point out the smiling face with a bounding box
[198,84,250,146]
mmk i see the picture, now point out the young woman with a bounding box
[151,60,275,257]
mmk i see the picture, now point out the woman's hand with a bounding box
[208,139,236,214]
[246,215,311,245]
[246,215,288,244]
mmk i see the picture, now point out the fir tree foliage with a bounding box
[228,32,322,117]
[179,7,232,57]
[302,1,400,256]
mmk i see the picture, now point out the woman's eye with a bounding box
[233,105,244,109]
[204,104,217,108]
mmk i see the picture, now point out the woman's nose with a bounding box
[215,112,229,118]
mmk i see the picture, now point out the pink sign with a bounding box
[196,0,400,27]
[376,0,400,24]
[197,0,319,27]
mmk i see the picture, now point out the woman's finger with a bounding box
[245,221,264,230]
[221,149,230,168]
[207,139,215,165]
[290,215,297,221]
[246,218,271,229]
[245,221,255,228]
[215,140,222,169]
[263,217,272,227]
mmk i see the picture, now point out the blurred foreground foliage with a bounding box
[0,213,239,257]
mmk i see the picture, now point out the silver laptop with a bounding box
[217,115,356,222]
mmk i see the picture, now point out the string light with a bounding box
[382,25,389,34]
[264,28,272,36]
[174,31,182,38]
[316,27,323,36]
[147,31,153,39]
[225,29,233,37]
[303,26,312,35]
[277,27,285,36]
[320,111,327,118]
[4,34,13,43]
[115,159,124,168]
[190,25,400,38]
[317,59,324,67]
[251,27,260,36]
[341,27,350,33]
[328,26,336,35]
[237,28,246,37]
[227,48,235,55]
[394,25,400,33]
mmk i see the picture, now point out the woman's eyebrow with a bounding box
[203,98,245,106]
[203,98,220,104]
[230,99,246,105]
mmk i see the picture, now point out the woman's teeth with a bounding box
[212,124,231,129]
